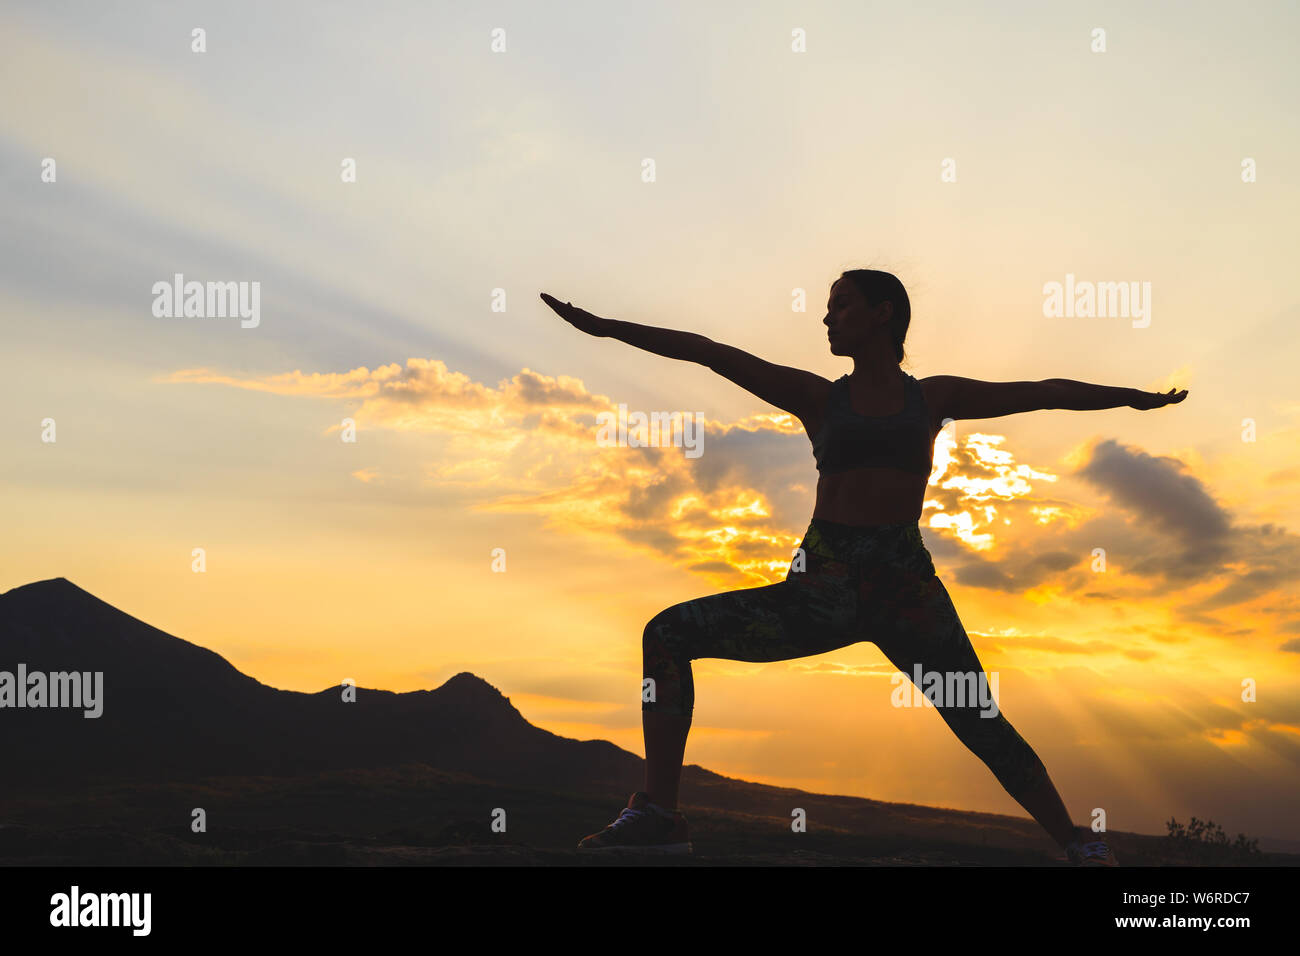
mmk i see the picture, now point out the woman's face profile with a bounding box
[824,278,890,357]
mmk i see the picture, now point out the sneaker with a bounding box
[1065,831,1119,866]
[577,792,692,854]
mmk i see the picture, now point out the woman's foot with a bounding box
[577,792,692,854]
[1064,827,1119,866]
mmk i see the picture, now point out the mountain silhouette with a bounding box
[3,578,1293,866]
[0,578,647,790]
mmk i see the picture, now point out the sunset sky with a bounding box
[3,1,1299,844]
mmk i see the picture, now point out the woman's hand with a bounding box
[540,292,614,337]
[1128,387,1189,410]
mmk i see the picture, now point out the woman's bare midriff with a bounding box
[802,376,938,527]
[812,468,929,526]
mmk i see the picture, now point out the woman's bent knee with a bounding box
[642,605,695,716]
[643,603,692,652]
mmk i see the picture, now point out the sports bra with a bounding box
[811,372,934,477]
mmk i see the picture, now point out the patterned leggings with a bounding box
[642,517,1050,801]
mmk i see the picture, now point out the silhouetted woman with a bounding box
[540,272,1186,865]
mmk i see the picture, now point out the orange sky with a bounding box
[3,2,1299,844]
[7,353,1300,842]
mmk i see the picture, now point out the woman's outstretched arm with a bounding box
[924,375,1188,422]
[540,292,824,419]
[540,292,713,361]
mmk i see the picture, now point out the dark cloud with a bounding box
[947,547,1078,593]
[687,561,736,575]
[953,558,1015,591]
[1076,439,1232,545]
[688,425,810,494]
[615,525,684,558]
[621,471,689,520]
[1188,567,1292,613]
[922,440,1300,638]
[920,528,966,562]
[513,368,606,408]
[1026,550,1079,573]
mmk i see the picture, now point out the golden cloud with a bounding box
[165,358,1068,587]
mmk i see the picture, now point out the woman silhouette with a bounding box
[540,271,1186,865]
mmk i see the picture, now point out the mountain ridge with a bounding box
[0,577,650,789]
[3,577,1294,864]
[1,577,530,704]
